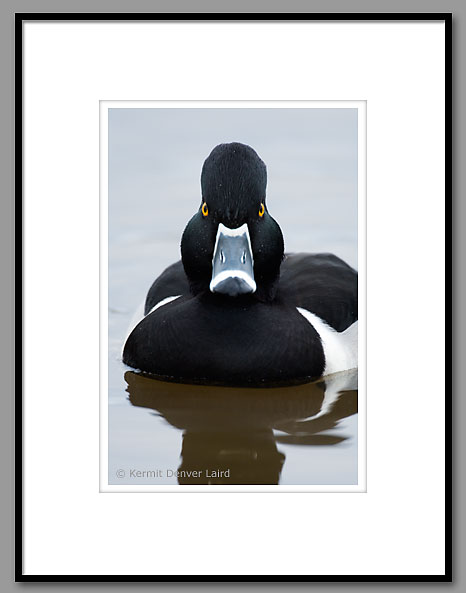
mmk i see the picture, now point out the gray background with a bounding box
[2,1,460,588]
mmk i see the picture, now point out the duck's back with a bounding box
[278,253,358,332]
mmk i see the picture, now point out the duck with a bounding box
[122,142,358,387]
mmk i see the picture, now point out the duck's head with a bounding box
[181,143,284,301]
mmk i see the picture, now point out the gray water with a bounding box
[108,107,359,486]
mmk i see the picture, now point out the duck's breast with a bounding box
[122,296,326,385]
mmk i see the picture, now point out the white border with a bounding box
[99,100,367,493]
[23,21,445,576]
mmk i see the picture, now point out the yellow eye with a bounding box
[258,202,265,217]
[201,202,209,217]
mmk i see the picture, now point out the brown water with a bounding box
[107,107,359,487]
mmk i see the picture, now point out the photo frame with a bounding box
[101,100,365,493]
[17,13,451,580]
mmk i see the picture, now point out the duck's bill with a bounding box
[209,223,256,296]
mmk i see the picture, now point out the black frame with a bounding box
[15,12,452,583]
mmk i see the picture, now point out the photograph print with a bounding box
[105,103,363,489]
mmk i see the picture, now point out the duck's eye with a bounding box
[258,202,265,217]
[201,202,209,217]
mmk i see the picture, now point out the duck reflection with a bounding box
[124,370,358,485]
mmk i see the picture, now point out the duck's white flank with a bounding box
[296,307,358,376]
[147,295,181,315]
